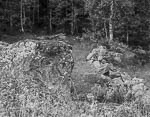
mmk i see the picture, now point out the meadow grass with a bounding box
[0,36,150,117]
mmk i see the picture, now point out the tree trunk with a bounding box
[49,9,52,34]
[23,5,26,25]
[9,15,13,31]
[126,28,129,45]
[71,0,74,35]
[20,0,24,32]
[4,0,8,19]
[32,1,35,25]
[92,17,95,41]
[109,0,114,43]
[104,20,108,41]
[37,0,40,24]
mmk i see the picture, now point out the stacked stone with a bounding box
[86,45,149,103]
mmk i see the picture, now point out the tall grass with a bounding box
[0,39,150,117]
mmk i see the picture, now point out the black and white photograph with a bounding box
[0,0,150,116]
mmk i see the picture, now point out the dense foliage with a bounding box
[0,0,150,47]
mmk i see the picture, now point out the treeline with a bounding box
[0,0,150,48]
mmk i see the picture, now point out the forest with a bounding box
[0,0,150,48]
[0,0,150,117]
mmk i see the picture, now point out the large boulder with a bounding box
[86,45,107,62]
[0,38,75,86]
[0,38,74,116]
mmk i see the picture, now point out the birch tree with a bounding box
[109,0,114,43]
[20,0,24,32]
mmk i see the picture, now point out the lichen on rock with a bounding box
[0,38,74,87]
[86,44,149,103]
[0,38,75,116]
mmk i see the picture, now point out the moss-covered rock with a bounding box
[0,38,75,116]
[86,43,150,104]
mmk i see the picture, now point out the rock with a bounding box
[97,46,107,61]
[87,60,93,64]
[124,77,148,100]
[113,53,122,62]
[108,51,122,63]
[123,51,136,60]
[92,60,111,73]
[0,39,74,85]
[141,90,150,104]
[86,45,106,61]
[93,61,109,71]
[121,72,132,81]
[134,48,146,55]
[86,43,149,103]
[87,93,95,102]
[111,78,124,86]
[131,77,144,84]
[92,61,101,69]
[124,77,143,86]
[97,75,111,86]
[109,70,121,79]
[86,50,96,61]
[0,38,75,115]
[132,83,145,94]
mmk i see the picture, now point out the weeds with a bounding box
[0,38,150,117]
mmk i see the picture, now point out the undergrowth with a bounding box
[0,37,150,117]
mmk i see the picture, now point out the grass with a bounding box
[70,39,150,116]
[0,34,150,117]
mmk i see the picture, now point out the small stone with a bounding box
[131,77,144,84]
[112,78,124,86]
[92,61,101,69]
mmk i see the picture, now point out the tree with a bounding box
[0,0,150,49]
[109,0,114,43]
[20,0,24,32]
